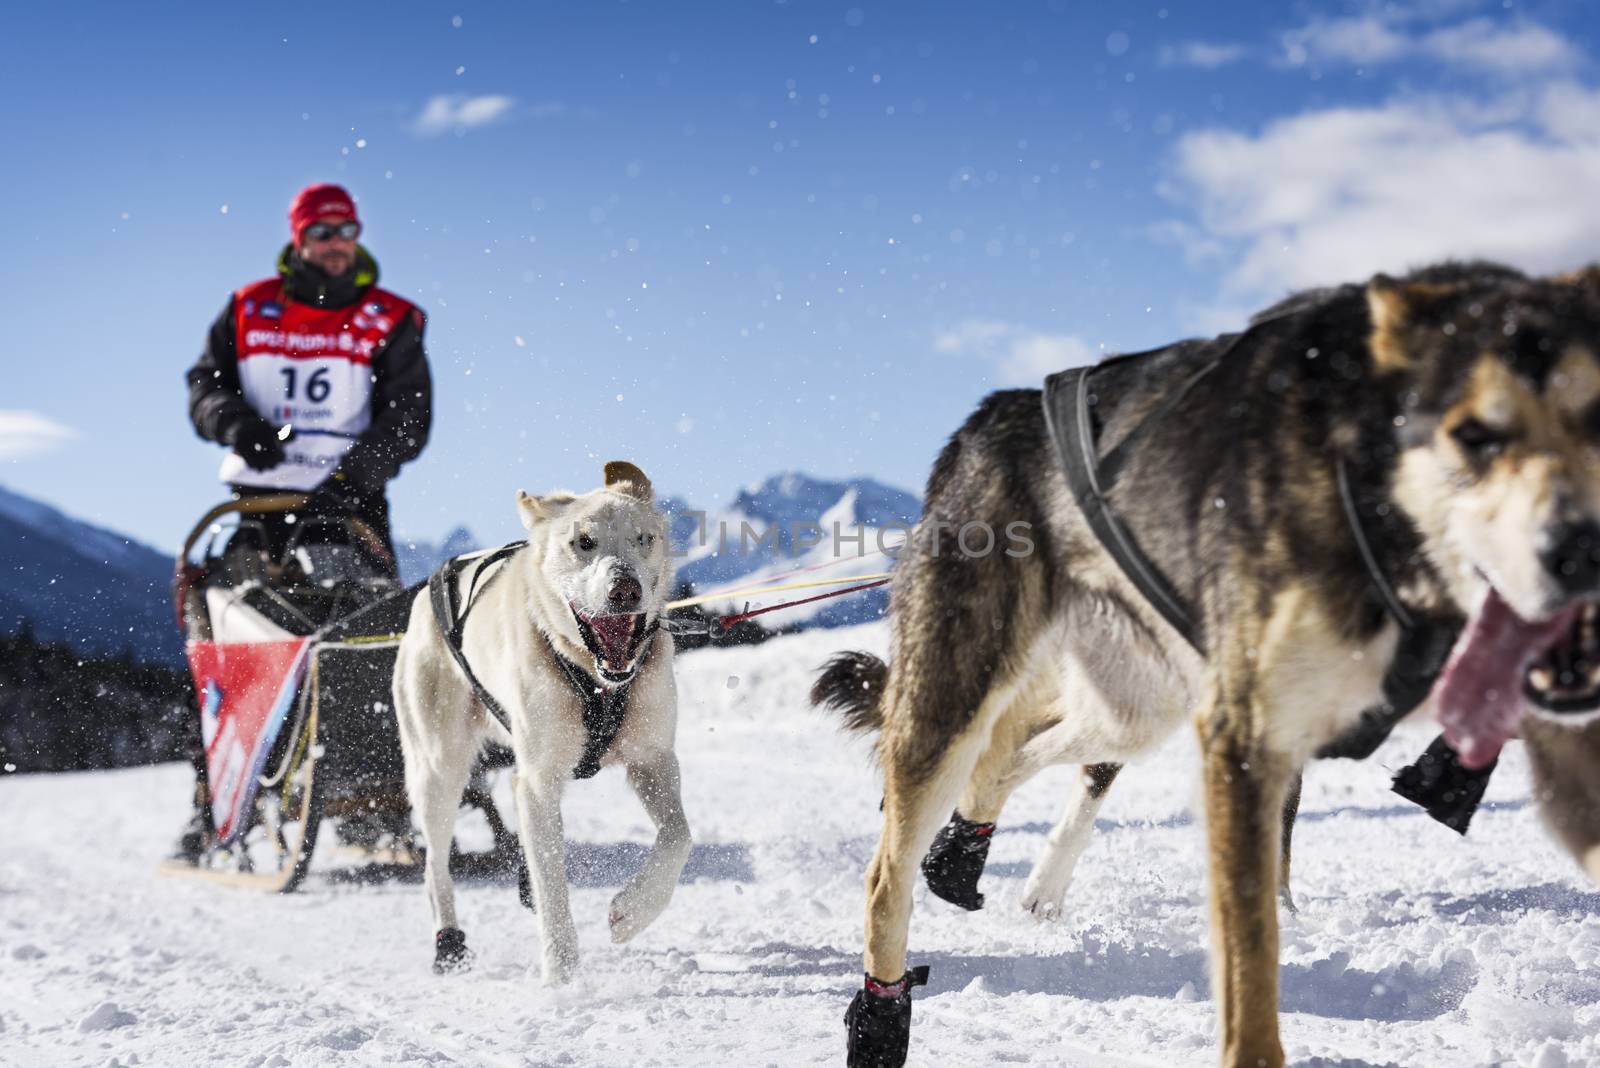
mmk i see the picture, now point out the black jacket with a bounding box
[186,245,432,493]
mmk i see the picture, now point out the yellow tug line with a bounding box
[665,572,894,612]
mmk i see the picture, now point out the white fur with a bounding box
[393,471,691,983]
[1018,768,1112,919]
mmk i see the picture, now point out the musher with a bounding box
[171,182,432,861]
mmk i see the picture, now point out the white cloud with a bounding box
[1159,41,1247,70]
[935,321,1097,386]
[1281,15,1409,68]
[1279,11,1577,75]
[1166,85,1600,306]
[414,94,520,136]
[1422,19,1579,75]
[0,411,76,460]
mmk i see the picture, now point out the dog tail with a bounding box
[811,651,889,734]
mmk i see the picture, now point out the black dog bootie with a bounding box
[921,812,995,910]
[845,966,930,1068]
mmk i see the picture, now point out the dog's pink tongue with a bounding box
[590,615,636,666]
[1435,590,1576,769]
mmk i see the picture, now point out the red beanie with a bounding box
[288,183,359,241]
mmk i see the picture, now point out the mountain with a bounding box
[0,485,182,667]
[665,472,922,630]
[394,526,480,586]
[0,471,918,672]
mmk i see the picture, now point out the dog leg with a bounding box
[1200,716,1290,1068]
[1020,762,1121,920]
[852,687,1017,1068]
[609,751,693,943]
[414,755,476,972]
[920,703,1051,911]
[514,772,581,984]
[395,675,480,974]
[852,745,977,1068]
[1523,715,1600,884]
[1278,770,1302,914]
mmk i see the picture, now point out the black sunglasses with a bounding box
[303,221,362,242]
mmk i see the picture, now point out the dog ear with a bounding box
[603,460,654,502]
[1367,275,1460,374]
[1552,264,1600,301]
[516,489,549,530]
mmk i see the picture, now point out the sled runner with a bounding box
[162,496,517,891]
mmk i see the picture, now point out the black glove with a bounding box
[306,472,364,516]
[227,417,285,471]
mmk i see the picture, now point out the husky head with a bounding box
[1379,265,1600,763]
[516,461,672,687]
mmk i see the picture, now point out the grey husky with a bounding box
[816,263,1600,1067]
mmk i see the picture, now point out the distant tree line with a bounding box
[0,584,787,776]
[0,623,195,773]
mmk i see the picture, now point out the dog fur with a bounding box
[393,461,690,983]
[817,262,1600,1066]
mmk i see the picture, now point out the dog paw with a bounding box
[433,927,473,974]
[608,884,670,944]
[1019,882,1067,922]
[608,900,652,943]
[608,880,671,943]
[540,946,579,986]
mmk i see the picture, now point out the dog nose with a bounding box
[608,573,642,612]
[1539,520,1600,596]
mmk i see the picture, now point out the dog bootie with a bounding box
[433,927,471,974]
[845,967,929,1068]
[921,812,994,910]
[1392,734,1497,834]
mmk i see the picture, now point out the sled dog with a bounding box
[815,262,1600,1067]
[394,462,690,983]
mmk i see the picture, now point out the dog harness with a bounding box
[1041,348,1492,833]
[428,543,658,780]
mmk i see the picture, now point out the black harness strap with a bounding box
[428,543,656,780]
[546,620,659,779]
[429,542,527,735]
[1043,365,1201,650]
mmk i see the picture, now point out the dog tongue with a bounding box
[588,614,636,667]
[1434,589,1577,769]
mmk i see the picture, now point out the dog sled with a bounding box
[163,495,518,892]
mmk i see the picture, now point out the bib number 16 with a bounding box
[280,367,331,403]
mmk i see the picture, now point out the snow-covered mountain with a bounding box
[0,472,919,669]
[664,472,922,629]
[0,485,182,667]
[394,526,480,586]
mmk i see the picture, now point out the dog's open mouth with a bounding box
[569,605,648,684]
[1434,591,1600,769]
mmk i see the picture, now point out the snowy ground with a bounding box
[3,622,1599,1068]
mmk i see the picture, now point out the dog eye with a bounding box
[1450,417,1511,459]
[638,533,655,551]
[575,533,597,553]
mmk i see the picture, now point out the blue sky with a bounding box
[3,0,1599,551]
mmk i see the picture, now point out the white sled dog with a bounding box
[393,461,690,982]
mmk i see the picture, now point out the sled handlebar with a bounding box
[177,494,315,565]
[173,496,395,629]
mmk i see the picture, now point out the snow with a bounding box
[2,621,1599,1067]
